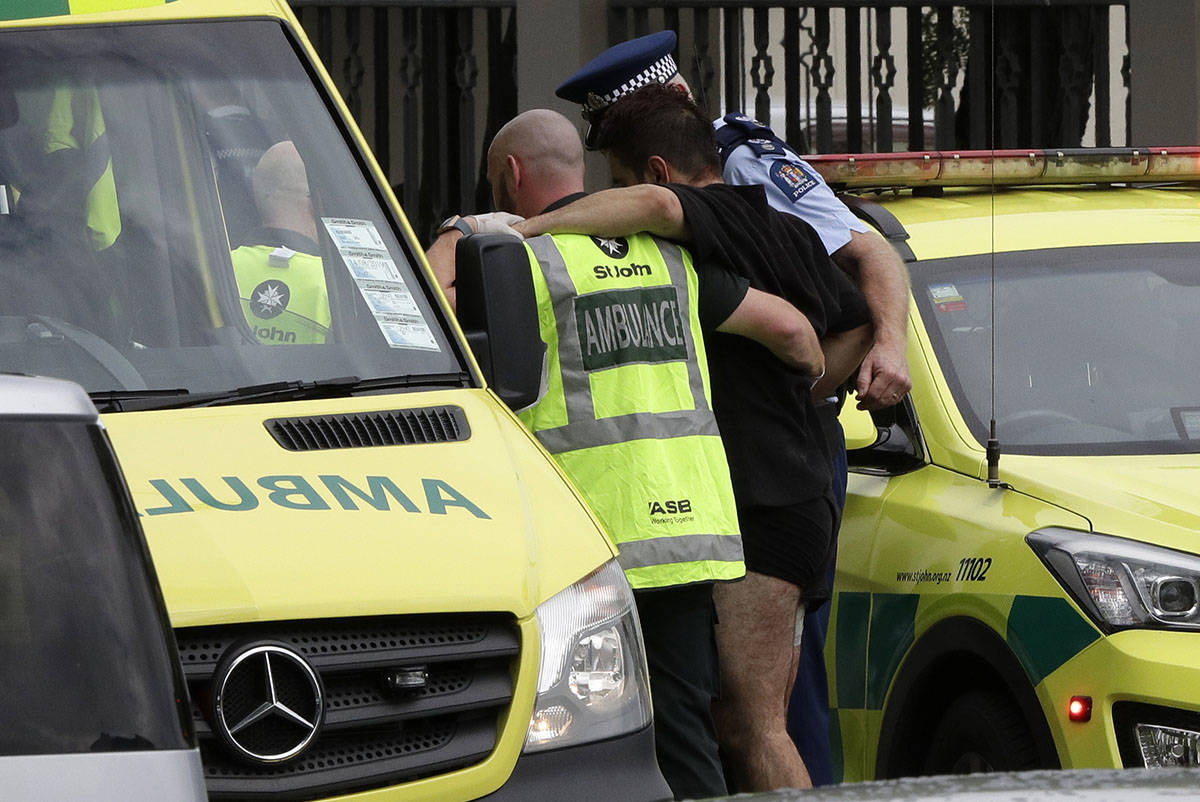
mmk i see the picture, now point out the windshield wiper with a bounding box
[182,372,472,408]
[91,373,471,411]
[90,388,190,413]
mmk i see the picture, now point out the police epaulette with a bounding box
[715,112,795,167]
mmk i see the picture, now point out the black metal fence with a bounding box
[608,2,1129,154]
[291,1,516,243]
[290,2,1129,239]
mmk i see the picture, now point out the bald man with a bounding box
[427,110,825,800]
[231,140,330,344]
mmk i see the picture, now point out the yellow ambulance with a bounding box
[0,2,667,799]
[818,150,1200,780]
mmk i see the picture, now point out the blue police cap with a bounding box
[556,30,679,121]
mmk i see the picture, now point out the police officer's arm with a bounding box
[715,288,824,378]
[831,231,913,409]
[515,185,689,241]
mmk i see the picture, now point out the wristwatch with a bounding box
[436,215,474,237]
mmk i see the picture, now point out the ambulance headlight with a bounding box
[524,560,652,751]
[1028,528,1200,631]
[1136,723,1200,767]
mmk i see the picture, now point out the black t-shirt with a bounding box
[545,193,749,331]
[668,182,870,507]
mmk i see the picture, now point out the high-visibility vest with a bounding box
[519,232,743,590]
[43,86,120,251]
[230,244,330,345]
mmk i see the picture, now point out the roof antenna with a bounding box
[985,2,1004,490]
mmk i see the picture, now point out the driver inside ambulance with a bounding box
[231,139,331,345]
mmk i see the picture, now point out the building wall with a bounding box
[1129,0,1200,145]
[515,0,610,188]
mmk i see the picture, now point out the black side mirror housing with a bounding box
[454,233,545,410]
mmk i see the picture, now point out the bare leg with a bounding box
[713,571,812,792]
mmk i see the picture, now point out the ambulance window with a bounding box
[0,420,190,755]
[0,21,464,403]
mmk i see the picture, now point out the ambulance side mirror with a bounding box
[454,234,545,411]
[839,399,884,451]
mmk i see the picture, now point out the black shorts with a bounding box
[739,496,837,594]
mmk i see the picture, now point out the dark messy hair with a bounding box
[592,83,721,181]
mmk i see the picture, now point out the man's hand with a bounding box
[468,212,524,238]
[855,339,911,409]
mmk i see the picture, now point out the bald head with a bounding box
[487,109,585,218]
[252,140,316,241]
[253,140,309,205]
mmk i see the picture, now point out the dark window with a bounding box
[0,420,190,755]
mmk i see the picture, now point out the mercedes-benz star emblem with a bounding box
[212,642,324,765]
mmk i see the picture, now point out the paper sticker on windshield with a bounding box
[322,218,440,352]
[324,217,388,251]
[929,283,967,312]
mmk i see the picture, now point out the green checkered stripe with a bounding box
[830,591,1100,779]
[0,0,178,22]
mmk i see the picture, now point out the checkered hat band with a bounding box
[583,53,679,114]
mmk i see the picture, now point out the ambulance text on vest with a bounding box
[575,286,688,371]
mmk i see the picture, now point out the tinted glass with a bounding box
[0,420,190,755]
[0,20,461,401]
[915,244,1200,455]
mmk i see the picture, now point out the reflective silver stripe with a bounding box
[527,234,714,453]
[528,235,596,425]
[536,409,719,453]
[617,533,744,571]
[659,238,712,415]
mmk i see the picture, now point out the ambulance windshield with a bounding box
[0,19,463,405]
[916,244,1200,456]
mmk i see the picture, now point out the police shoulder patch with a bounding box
[768,158,821,203]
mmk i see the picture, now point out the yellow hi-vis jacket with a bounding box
[43,85,120,251]
[518,232,744,590]
[231,244,331,345]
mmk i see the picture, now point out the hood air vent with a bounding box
[266,406,469,451]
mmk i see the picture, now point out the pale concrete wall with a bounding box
[515,0,611,190]
[1129,0,1200,145]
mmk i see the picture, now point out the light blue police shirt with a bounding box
[715,118,868,256]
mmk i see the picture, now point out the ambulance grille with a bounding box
[265,405,469,450]
[175,613,519,800]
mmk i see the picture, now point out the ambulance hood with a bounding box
[103,389,615,628]
[1002,452,1200,551]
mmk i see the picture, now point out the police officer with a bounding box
[554,32,912,787]
[426,108,825,800]
[230,140,330,345]
[556,30,910,411]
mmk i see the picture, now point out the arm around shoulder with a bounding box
[514,185,690,241]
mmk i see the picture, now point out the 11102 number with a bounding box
[957,557,992,582]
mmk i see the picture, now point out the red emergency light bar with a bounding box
[807,147,1200,189]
